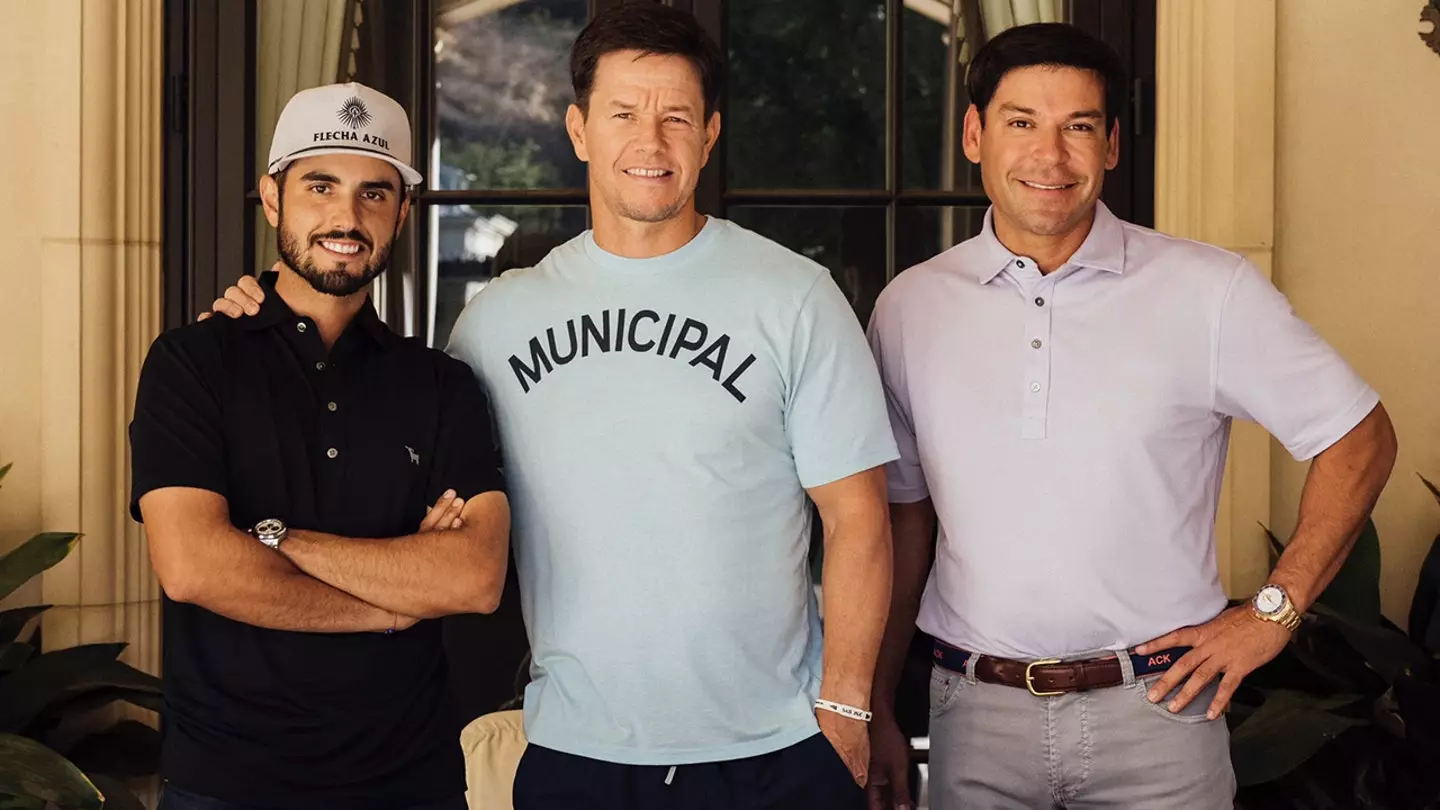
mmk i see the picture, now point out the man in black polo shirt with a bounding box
[130,82,510,810]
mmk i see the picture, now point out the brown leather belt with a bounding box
[933,640,1190,696]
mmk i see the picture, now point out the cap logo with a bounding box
[337,96,373,130]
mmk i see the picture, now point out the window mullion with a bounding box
[885,0,902,281]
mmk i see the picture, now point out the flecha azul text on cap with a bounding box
[313,131,390,150]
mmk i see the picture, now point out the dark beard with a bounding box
[276,220,395,298]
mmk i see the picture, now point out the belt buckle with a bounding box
[1025,658,1063,697]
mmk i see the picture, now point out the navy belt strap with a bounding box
[932,640,1191,679]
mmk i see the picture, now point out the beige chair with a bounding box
[461,709,528,810]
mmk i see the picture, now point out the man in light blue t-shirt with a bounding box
[448,5,897,809]
[207,6,895,808]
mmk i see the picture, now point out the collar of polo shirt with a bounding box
[973,201,1129,284]
[242,270,397,348]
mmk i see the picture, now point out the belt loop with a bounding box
[963,651,979,683]
[1115,647,1138,686]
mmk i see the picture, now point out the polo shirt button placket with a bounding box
[1022,283,1054,440]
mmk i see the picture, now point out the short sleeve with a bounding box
[866,295,930,503]
[785,271,899,489]
[1214,259,1380,461]
[129,332,228,521]
[427,358,506,503]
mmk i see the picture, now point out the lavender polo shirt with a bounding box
[868,202,1380,660]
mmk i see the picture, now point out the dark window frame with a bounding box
[166,0,1154,332]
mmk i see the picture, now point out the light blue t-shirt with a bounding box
[446,217,898,765]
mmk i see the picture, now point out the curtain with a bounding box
[979,0,1066,36]
[253,0,356,274]
[437,0,528,28]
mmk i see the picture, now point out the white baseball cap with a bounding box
[266,82,423,187]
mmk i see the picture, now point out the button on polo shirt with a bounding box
[129,271,504,809]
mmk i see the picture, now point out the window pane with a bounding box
[728,206,887,327]
[894,205,987,273]
[727,1,887,190]
[902,1,1067,190]
[902,2,976,191]
[433,0,589,191]
[430,205,589,347]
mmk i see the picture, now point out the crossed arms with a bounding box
[141,486,510,633]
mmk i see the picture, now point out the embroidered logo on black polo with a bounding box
[337,97,373,130]
[405,445,420,465]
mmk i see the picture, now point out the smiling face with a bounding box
[259,153,409,297]
[565,50,720,227]
[963,65,1119,242]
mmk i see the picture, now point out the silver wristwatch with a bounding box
[250,518,288,549]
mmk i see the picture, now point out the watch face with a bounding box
[255,518,285,537]
[1255,586,1285,614]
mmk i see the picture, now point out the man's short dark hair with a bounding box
[570,1,724,120]
[966,23,1127,135]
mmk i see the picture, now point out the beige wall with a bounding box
[0,0,65,609]
[0,0,163,678]
[1270,0,1440,624]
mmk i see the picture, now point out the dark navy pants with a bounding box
[512,732,866,810]
[157,783,467,810]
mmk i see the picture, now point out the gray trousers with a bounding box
[927,655,1235,810]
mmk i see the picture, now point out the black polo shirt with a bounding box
[129,272,504,809]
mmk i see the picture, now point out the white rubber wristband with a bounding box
[815,699,872,723]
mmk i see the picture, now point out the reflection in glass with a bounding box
[902,0,1066,190]
[727,1,886,189]
[728,206,887,328]
[434,0,589,191]
[428,205,589,347]
[895,205,987,274]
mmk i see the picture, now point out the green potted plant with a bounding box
[1230,475,1440,808]
[0,463,162,810]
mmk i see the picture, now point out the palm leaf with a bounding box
[85,775,145,810]
[1421,473,1440,508]
[1313,518,1382,625]
[0,644,126,733]
[1230,689,1366,787]
[0,734,103,810]
[1260,522,1287,562]
[0,644,34,675]
[0,606,51,646]
[64,721,161,779]
[0,534,81,603]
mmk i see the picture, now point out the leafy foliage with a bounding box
[0,464,160,808]
[1236,481,1440,808]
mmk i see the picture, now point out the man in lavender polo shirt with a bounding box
[864,23,1398,810]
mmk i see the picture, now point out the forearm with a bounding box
[282,493,509,618]
[819,508,894,710]
[178,527,396,633]
[1271,404,1397,611]
[872,498,936,718]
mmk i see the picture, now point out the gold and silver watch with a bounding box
[1251,584,1302,632]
